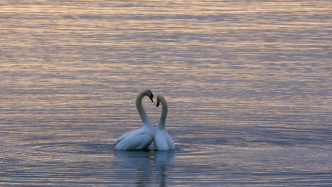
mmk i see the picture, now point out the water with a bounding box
[1,0,332,186]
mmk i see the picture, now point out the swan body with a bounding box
[114,89,155,150]
[153,95,175,151]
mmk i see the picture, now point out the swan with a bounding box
[153,95,175,151]
[114,89,155,150]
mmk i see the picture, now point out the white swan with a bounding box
[153,95,175,151]
[114,89,155,150]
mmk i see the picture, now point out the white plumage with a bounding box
[114,89,155,150]
[153,95,175,151]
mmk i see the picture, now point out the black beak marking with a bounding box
[149,93,154,102]
[156,101,160,107]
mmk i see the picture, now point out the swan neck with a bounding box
[136,91,152,127]
[157,98,168,130]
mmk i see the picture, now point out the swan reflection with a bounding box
[114,150,175,186]
[154,150,175,186]
[114,150,153,186]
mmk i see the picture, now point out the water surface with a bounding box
[1,0,332,186]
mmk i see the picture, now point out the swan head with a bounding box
[156,95,165,107]
[144,89,154,102]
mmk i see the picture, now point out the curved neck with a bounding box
[136,91,152,128]
[157,98,168,130]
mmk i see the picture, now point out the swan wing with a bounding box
[166,132,175,150]
[115,130,153,150]
[114,129,140,145]
[154,130,175,150]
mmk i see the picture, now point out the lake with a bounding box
[1,0,332,186]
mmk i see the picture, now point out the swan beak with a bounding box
[156,101,160,107]
[149,93,154,102]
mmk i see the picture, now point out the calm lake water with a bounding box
[1,0,332,186]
